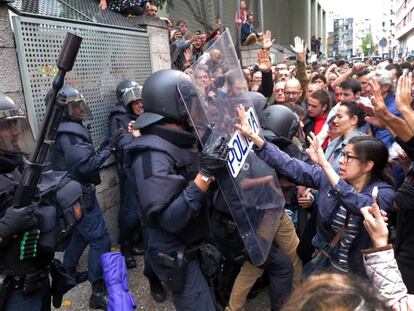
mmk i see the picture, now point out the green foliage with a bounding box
[360,33,378,56]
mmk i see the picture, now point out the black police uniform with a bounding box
[125,69,222,310]
[108,80,143,267]
[0,94,82,311]
[128,124,215,310]
[50,85,112,309]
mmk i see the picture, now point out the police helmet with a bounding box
[136,69,196,129]
[260,105,299,141]
[116,80,142,107]
[58,85,92,121]
[0,94,35,155]
[242,91,267,116]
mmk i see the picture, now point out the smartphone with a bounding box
[372,186,378,205]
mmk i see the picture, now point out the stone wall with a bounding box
[0,4,24,107]
[130,15,171,72]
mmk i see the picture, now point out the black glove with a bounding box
[199,136,229,177]
[0,204,37,240]
[106,128,124,152]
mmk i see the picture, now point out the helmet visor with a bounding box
[0,116,35,155]
[67,98,92,121]
[123,86,142,106]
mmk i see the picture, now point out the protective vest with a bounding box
[0,170,82,275]
[127,134,209,246]
[52,122,101,185]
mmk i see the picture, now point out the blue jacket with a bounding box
[372,92,401,148]
[256,141,395,275]
[108,105,135,151]
[240,21,255,42]
[52,122,112,185]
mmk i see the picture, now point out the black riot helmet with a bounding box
[0,93,35,156]
[57,85,92,122]
[260,105,299,141]
[115,80,142,106]
[136,69,196,129]
[242,91,267,116]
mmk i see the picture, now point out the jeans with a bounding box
[63,197,111,284]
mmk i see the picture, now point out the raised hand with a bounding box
[235,105,265,147]
[184,48,192,65]
[99,0,107,10]
[305,132,327,167]
[290,36,307,63]
[257,49,272,73]
[351,62,366,74]
[360,203,389,248]
[395,72,413,113]
[261,30,275,50]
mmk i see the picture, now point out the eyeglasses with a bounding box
[341,151,360,164]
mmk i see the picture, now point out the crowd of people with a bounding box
[2,1,414,311]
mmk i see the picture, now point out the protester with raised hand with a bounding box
[235,105,394,276]
[290,36,308,92]
[361,204,414,310]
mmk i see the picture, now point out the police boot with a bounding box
[89,280,108,310]
[131,229,145,256]
[148,276,166,303]
[121,242,137,269]
[67,267,88,284]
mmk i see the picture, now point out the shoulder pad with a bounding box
[58,122,91,142]
[108,105,127,120]
[126,134,194,167]
[38,171,70,196]
[56,180,82,208]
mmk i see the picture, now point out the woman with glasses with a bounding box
[325,101,366,171]
[235,105,395,277]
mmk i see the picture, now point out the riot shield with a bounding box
[178,30,285,266]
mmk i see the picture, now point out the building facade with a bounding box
[395,0,414,58]
[333,18,353,58]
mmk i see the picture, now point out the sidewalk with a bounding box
[54,254,271,310]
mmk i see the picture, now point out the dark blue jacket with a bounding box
[108,105,135,152]
[241,21,255,42]
[125,126,209,255]
[51,122,111,185]
[256,141,395,275]
[372,92,401,148]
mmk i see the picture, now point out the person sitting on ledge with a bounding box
[241,13,262,46]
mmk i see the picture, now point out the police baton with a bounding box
[13,32,83,208]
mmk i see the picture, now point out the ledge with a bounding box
[128,15,168,29]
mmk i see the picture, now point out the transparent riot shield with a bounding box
[178,30,285,266]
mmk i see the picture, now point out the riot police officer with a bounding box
[50,85,116,309]
[108,80,143,269]
[125,69,228,310]
[0,93,84,310]
[0,94,44,310]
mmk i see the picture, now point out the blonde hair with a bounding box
[281,273,387,311]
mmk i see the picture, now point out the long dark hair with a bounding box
[339,101,366,128]
[349,136,394,186]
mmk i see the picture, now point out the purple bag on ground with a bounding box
[100,251,136,311]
